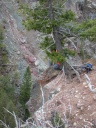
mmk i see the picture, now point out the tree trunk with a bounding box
[83,0,88,19]
[47,0,62,52]
[53,27,62,52]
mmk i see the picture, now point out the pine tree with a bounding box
[0,24,19,128]
[72,19,96,42]
[19,0,75,63]
[0,89,18,128]
[0,24,8,73]
[19,66,32,120]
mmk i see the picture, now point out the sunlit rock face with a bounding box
[65,0,96,19]
[0,0,49,82]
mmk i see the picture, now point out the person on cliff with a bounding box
[81,63,93,73]
[53,49,62,70]
[53,62,61,70]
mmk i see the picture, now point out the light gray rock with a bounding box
[93,95,96,101]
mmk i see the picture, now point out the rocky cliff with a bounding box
[1,0,96,127]
[0,0,49,82]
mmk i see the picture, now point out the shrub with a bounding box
[51,111,65,128]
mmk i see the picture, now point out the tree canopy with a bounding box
[19,0,96,64]
[19,0,76,63]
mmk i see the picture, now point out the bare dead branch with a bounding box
[66,59,81,82]
[0,120,9,128]
[85,74,96,92]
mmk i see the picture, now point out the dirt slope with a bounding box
[34,62,96,128]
